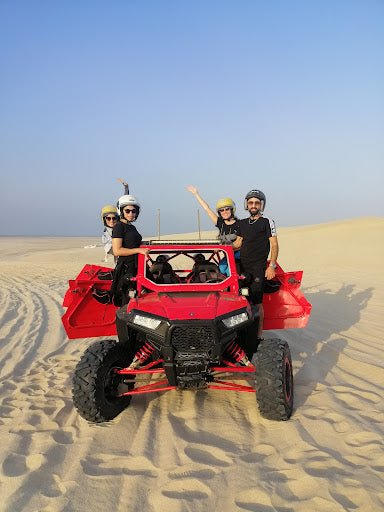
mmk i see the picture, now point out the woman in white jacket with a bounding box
[100,179,129,263]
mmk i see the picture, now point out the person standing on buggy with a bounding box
[112,194,149,274]
[233,189,279,342]
[100,204,119,263]
[186,185,241,275]
[100,179,130,264]
[93,193,149,305]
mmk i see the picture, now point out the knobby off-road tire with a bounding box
[72,339,134,423]
[254,338,293,421]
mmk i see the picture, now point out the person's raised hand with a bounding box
[187,185,197,195]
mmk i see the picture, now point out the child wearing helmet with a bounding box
[187,185,241,275]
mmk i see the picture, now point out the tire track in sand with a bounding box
[0,272,66,381]
[0,269,85,511]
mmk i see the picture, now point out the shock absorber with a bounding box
[226,340,251,366]
[128,341,156,369]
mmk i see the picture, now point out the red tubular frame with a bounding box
[62,245,312,339]
[120,380,176,396]
[114,358,257,396]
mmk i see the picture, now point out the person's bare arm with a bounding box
[112,238,149,257]
[265,236,279,279]
[233,236,243,250]
[117,178,129,195]
[186,185,218,224]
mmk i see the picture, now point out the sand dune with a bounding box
[0,217,383,511]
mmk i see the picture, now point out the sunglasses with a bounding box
[105,216,117,221]
[218,207,232,213]
[124,208,137,214]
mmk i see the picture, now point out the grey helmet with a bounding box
[244,189,266,212]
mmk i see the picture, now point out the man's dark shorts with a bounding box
[248,267,266,305]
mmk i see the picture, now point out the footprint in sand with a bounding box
[1,380,17,391]
[344,431,382,448]
[328,485,378,511]
[22,395,67,422]
[10,412,59,434]
[239,443,276,463]
[184,443,233,466]
[330,389,373,412]
[372,460,384,473]
[283,445,355,480]
[329,490,359,510]
[359,412,384,425]
[81,453,158,477]
[0,404,19,419]
[40,473,68,498]
[161,478,212,500]
[0,399,25,425]
[234,487,273,510]
[31,508,57,512]
[30,404,60,416]
[332,385,381,405]
[20,383,49,396]
[168,463,218,480]
[303,454,351,479]
[282,473,325,501]
[2,397,30,410]
[301,407,351,433]
[52,427,76,445]
[3,452,45,477]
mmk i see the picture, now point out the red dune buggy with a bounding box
[62,242,311,423]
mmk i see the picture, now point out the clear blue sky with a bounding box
[0,0,383,236]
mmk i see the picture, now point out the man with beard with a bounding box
[233,189,279,341]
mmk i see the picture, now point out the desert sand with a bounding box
[0,217,383,512]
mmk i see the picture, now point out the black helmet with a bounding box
[194,253,206,264]
[156,254,169,263]
[244,189,266,212]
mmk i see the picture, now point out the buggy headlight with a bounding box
[133,314,162,330]
[222,312,249,328]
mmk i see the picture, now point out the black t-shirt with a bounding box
[216,217,241,244]
[112,221,142,274]
[237,216,276,271]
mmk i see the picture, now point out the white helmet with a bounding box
[116,194,141,218]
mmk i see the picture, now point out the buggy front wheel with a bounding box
[72,339,134,423]
[254,338,293,421]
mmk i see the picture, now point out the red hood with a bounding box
[127,292,249,321]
